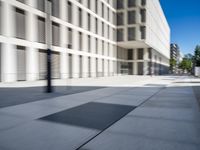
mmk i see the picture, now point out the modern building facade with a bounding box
[0,0,170,82]
[116,0,170,75]
[170,43,182,73]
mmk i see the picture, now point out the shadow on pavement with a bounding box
[0,86,106,108]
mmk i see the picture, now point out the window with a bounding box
[52,22,60,46]
[117,0,123,9]
[102,22,104,37]
[37,16,45,43]
[117,12,124,25]
[137,49,144,60]
[128,11,136,24]
[141,0,146,6]
[140,9,146,22]
[117,29,124,41]
[88,13,91,31]
[79,32,82,50]
[88,35,91,52]
[128,49,133,60]
[88,0,91,9]
[95,0,98,14]
[67,1,72,23]
[68,28,72,49]
[52,0,60,18]
[128,0,136,7]
[79,8,82,27]
[95,18,98,34]
[95,38,98,54]
[15,8,26,39]
[128,27,136,41]
[140,26,146,39]
[37,0,45,12]
[102,3,104,18]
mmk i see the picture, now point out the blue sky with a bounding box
[160,0,200,55]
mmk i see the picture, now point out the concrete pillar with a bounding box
[26,0,38,81]
[73,30,79,51]
[59,0,68,79]
[1,2,16,82]
[72,55,79,78]
[91,57,96,77]
[82,56,88,78]
[143,48,148,75]
[83,34,88,52]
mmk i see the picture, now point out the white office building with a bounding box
[0,0,170,82]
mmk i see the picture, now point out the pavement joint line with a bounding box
[75,86,168,150]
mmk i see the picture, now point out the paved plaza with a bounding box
[0,75,200,150]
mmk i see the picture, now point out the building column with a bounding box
[26,0,38,81]
[1,2,16,82]
[91,57,96,77]
[82,56,88,78]
[72,55,79,78]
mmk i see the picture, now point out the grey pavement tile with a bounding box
[107,116,200,145]
[0,120,98,150]
[0,112,29,131]
[129,107,200,123]
[81,131,199,150]
[142,99,194,109]
[94,96,147,106]
[0,102,67,119]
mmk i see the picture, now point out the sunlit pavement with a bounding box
[0,75,200,150]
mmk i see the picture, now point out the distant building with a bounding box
[170,43,182,73]
[0,0,170,82]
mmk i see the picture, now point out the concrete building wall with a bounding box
[0,0,117,82]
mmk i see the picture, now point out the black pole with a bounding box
[46,0,53,93]
[47,48,52,92]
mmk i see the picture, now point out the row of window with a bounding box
[117,0,146,9]
[117,9,146,26]
[117,48,149,60]
[117,26,146,42]
[0,5,117,57]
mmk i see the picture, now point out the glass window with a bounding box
[37,16,45,43]
[67,1,72,23]
[128,0,136,7]
[117,29,124,41]
[117,0,123,9]
[140,26,146,39]
[79,8,82,27]
[68,28,72,49]
[128,11,136,24]
[117,12,124,25]
[15,8,26,39]
[52,0,60,18]
[52,22,60,46]
[37,0,45,12]
[128,27,136,41]
[137,49,144,60]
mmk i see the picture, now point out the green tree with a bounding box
[194,45,200,66]
[179,54,193,72]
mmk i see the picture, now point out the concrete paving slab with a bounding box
[0,120,98,150]
[81,131,199,150]
[129,107,200,123]
[0,102,67,119]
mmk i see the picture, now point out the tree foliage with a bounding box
[194,45,200,66]
[179,53,193,72]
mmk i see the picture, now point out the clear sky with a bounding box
[160,0,200,55]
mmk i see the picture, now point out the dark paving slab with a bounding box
[0,86,105,108]
[40,102,136,130]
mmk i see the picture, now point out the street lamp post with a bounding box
[46,0,53,93]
